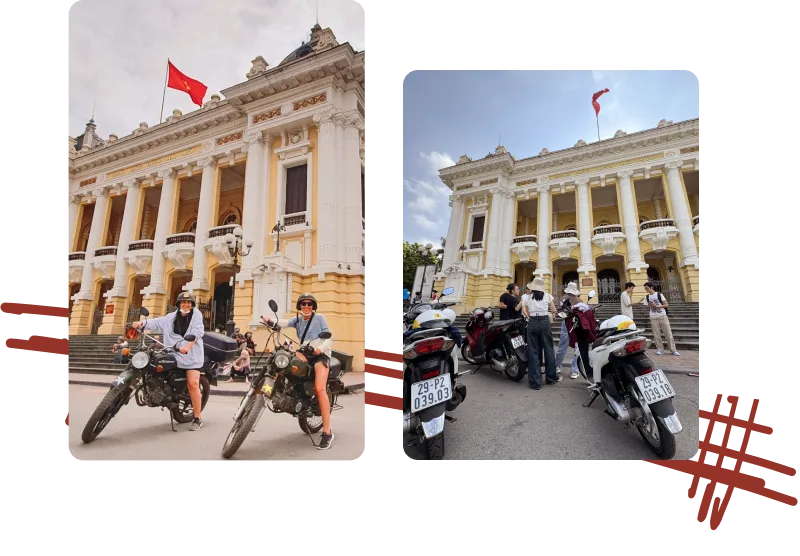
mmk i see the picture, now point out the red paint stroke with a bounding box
[647,394,797,530]
[365,349,402,363]
[365,363,403,380]
[6,336,68,355]
[365,392,402,410]
[1,303,69,318]
[65,414,69,426]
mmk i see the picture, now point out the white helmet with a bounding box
[413,308,457,330]
[599,314,637,331]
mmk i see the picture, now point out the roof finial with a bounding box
[316,0,319,24]
[91,99,96,122]
[498,133,501,147]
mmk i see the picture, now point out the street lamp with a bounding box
[459,244,467,261]
[224,225,253,336]
[272,222,286,253]
[418,242,434,301]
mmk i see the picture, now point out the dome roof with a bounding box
[279,41,315,66]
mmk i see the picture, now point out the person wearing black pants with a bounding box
[522,277,559,390]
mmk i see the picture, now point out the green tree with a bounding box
[403,241,438,291]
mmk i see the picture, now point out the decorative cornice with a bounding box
[105,145,202,180]
[455,183,473,191]
[680,145,699,154]
[516,178,537,187]
[293,93,327,111]
[548,152,665,181]
[479,178,498,186]
[252,107,282,124]
[216,131,243,146]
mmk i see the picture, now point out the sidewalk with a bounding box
[69,371,365,395]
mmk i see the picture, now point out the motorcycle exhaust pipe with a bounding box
[445,383,468,411]
[602,392,630,422]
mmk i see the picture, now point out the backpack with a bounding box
[657,292,669,317]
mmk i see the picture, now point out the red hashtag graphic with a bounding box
[649,395,796,530]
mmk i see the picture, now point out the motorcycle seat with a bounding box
[328,357,343,379]
[488,319,518,331]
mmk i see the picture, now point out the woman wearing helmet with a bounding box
[261,293,335,450]
[130,292,206,431]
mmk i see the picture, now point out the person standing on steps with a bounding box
[554,282,581,379]
[620,281,636,320]
[642,282,680,356]
[522,277,559,389]
[499,283,522,321]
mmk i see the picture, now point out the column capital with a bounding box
[616,169,634,180]
[343,111,365,131]
[197,156,218,169]
[243,129,266,146]
[312,106,337,126]
[664,160,684,171]
[69,194,82,204]
[92,186,110,199]
[123,178,140,190]
[535,184,551,194]
[158,168,177,179]
[574,177,590,188]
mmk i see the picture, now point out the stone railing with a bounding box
[208,225,237,239]
[468,241,483,250]
[551,230,578,240]
[128,240,154,252]
[282,212,306,227]
[166,233,196,245]
[640,218,675,231]
[512,235,537,244]
[69,252,86,261]
[94,247,118,257]
[593,224,622,235]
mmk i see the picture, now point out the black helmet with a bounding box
[175,292,196,307]
[296,293,318,311]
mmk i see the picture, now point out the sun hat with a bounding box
[563,282,580,296]
[527,277,546,292]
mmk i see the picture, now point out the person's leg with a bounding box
[527,320,542,389]
[578,339,593,380]
[554,320,569,370]
[570,351,579,378]
[661,317,678,353]
[543,322,558,383]
[650,317,665,353]
[314,361,333,450]
[186,369,203,428]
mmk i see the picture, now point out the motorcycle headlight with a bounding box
[274,352,291,369]
[131,351,150,369]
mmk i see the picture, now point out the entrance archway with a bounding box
[514,262,537,291]
[597,269,621,303]
[93,279,114,334]
[211,267,234,330]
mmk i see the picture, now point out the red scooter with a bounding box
[460,308,527,382]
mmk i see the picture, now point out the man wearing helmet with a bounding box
[261,293,335,450]
[131,292,206,431]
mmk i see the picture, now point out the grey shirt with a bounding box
[277,313,333,358]
[141,308,205,369]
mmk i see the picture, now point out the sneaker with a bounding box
[570,371,579,379]
[655,351,663,356]
[672,351,681,356]
[317,431,334,450]
[189,418,203,431]
[546,375,563,385]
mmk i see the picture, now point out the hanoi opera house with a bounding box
[68,25,366,370]
[434,118,699,311]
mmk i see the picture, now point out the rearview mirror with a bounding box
[442,287,455,296]
[139,307,150,317]
[268,299,278,312]
[318,331,332,340]
[588,290,596,300]
[184,335,196,342]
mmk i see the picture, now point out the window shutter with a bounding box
[471,216,485,242]
[285,165,308,214]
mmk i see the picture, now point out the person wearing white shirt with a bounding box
[620,281,635,320]
[522,277,559,389]
[642,282,679,356]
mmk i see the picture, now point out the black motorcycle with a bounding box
[81,307,236,443]
[221,300,344,458]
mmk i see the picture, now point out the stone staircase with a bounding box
[453,302,699,351]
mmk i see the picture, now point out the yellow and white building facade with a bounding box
[68,25,366,370]
[434,118,699,311]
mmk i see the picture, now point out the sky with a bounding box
[69,0,364,139]
[403,70,699,249]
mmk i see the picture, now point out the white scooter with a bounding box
[559,290,683,459]
[402,287,469,460]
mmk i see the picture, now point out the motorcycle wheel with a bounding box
[629,384,676,460]
[81,384,130,443]
[424,432,445,460]
[171,376,211,423]
[221,394,265,459]
[461,343,477,365]
[503,355,525,382]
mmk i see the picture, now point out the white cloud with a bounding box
[419,151,456,175]
[69,0,364,138]
[404,177,449,214]
[592,70,605,83]
[412,214,438,231]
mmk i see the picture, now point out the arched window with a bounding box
[564,225,576,231]
[218,208,241,227]
[183,218,198,234]
[596,219,612,227]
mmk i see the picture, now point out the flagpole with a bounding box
[596,115,600,142]
[159,58,169,124]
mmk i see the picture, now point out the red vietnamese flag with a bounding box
[592,88,610,116]
[167,60,207,106]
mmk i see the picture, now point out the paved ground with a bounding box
[69,383,364,460]
[406,347,699,460]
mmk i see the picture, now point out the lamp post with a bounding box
[418,242,434,301]
[272,222,286,253]
[459,244,467,261]
[224,225,253,336]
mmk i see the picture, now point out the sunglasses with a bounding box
[300,302,314,307]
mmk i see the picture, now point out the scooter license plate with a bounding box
[511,335,525,349]
[634,369,676,405]
[410,374,452,414]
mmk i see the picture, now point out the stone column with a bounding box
[240,130,266,277]
[663,160,700,301]
[141,204,153,239]
[75,187,110,301]
[100,179,142,333]
[442,195,465,270]
[499,188,517,278]
[534,185,552,290]
[68,195,81,253]
[653,197,664,220]
[335,112,347,265]
[142,169,177,304]
[617,170,648,297]
[313,107,339,268]
[186,157,218,293]
[484,186,505,274]
[576,178,596,275]
[344,112,365,267]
